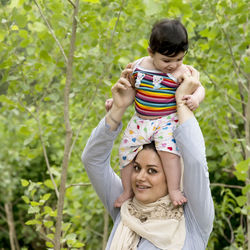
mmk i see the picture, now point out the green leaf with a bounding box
[236,195,247,207]
[242,184,250,195]
[46,242,54,248]
[41,193,51,202]
[25,219,42,225]
[22,196,30,204]
[82,0,100,3]
[30,201,40,207]
[72,242,85,248]
[21,179,29,187]
[44,179,55,189]
[44,220,53,228]
[14,14,27,28]
[0,95,16,106]
[234,158,250,181]
[143,0,162,16]
[65,233,76,241]
[28,206,40,214]
[47,234,54,240]
[62,222,72,232]
[44,206,52,214]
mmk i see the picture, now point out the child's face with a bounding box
[148,49,185,74]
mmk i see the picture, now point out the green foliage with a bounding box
[0,0,249,248]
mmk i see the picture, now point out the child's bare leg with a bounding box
[114,162,134,207]
[158,151,187,206]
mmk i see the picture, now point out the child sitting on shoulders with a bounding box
[106,19,204,207]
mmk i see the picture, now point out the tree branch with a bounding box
[223,89,247,106]
[225,215,234,244]
[86,226,103,237]
[102,209,109,250]
[227,101,247,122]
[0,226,9,234]
[33,0,68,64]
[213,119,237,167]
[66,182,91,189]
[67,0,76,8]
[210,183,243,189]
[4,202,20,250]
[54,1,79,248]
[245,73,250,250]
[209,2,247,120]
[18,100,59,198]
[38,230,55,244]
[69,0,126,158]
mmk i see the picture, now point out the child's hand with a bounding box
[182,94,199,111]
[105,98,113,112]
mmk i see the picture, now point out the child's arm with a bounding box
[183,65,205,111]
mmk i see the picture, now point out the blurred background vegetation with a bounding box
[0,0,249,249]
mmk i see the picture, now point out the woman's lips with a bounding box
[136,184,150,190]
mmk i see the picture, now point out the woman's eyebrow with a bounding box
[134,161,159,168]
[146,164,159,168]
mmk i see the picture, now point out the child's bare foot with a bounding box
[114,191,133,208]
[169,190,187,207]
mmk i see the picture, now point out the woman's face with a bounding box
[131,148,168,204]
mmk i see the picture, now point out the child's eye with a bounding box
[148,168,157,174]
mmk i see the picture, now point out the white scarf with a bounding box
[110,196,185,250]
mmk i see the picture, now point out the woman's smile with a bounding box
[135,182,151,190]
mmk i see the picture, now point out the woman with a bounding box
[81,65,214,249]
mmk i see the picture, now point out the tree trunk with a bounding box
[54,1,79,249]
[4,202,20,250]
[102,209,109,250]
[246,74,250,250]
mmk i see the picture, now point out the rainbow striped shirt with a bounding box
[133,67,179,117]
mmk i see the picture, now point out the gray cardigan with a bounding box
[82,117,214,249]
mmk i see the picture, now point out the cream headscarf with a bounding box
[110,195,186,250]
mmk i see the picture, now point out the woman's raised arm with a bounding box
[82,64,135,220]
[174,72,214,239]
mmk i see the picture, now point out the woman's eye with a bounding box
[133,165,140,172]
[148,168,157,174]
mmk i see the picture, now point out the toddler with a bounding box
[106,19,205,207]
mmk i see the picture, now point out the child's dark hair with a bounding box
[149,19,188,57]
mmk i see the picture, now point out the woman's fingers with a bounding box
[121,68,133,79]
[105,98,113,112]
[112,78,131,93]
[125,63,133,69]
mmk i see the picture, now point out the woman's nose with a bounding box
[136,170,146,180]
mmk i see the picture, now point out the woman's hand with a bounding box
[176,68,201,105]
[176,68,201,124]
[106,64,135,130]
[111,63,135,110]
